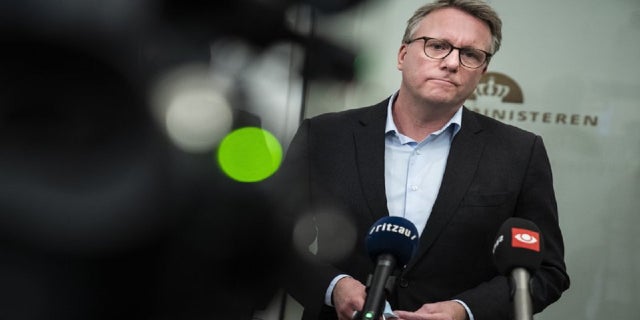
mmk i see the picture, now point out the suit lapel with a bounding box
[406,108,486,270]
[354,101,389,222]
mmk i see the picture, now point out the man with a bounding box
[276,1,570,319]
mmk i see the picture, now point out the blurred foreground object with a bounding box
[0,30,287,320]
[0,0,369,319]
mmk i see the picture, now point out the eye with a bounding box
[460,49,486,65]
[462,49,481,59]
[426,40,450,52]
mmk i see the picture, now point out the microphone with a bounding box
[492,218,544,320]
[356,216,419,320]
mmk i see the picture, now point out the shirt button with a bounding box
[410,185,418,191]
[399,278,409,288]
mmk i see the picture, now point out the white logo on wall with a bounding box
[466,72,598,127]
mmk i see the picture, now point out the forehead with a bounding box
[416,7,492,49]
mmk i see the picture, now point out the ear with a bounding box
[397,44,408,70]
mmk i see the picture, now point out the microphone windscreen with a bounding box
[492,217,544,275]
[365,216,419,266]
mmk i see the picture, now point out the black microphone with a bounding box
[355,216,419,320]
[492,218,544,320]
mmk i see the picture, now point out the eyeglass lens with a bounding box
[423,38,486,68]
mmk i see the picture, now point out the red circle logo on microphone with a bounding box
[511,227,540,252]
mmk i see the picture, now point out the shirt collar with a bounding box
[385,91,463,138]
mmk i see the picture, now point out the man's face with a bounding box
[397,7,492,108]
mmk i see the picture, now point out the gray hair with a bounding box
[402,0,502,54]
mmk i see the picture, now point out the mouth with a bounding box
[430,78,458,86]
[429,78,457,87]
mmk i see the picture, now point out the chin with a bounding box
[421,94,462,107]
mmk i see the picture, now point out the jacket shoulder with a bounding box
[305,100,387,126]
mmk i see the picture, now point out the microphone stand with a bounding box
[511,268,533,320]
[353,253,398,320]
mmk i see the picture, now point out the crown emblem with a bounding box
[474,76,510,104]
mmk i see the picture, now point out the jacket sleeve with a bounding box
[454,135,570,319]
[269,118,344,319]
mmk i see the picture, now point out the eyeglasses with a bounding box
[405,37,492,69]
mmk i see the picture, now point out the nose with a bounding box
[440,48,460,71]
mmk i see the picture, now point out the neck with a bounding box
[392,92,460,141]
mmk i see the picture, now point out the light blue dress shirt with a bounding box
[325,93,473,320]
[384,94,462,236]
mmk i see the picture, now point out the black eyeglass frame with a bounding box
[405,36,493,69]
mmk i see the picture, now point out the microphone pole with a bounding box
[511,267,533,320]
[359,253,396,320]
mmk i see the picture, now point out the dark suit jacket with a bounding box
[276,98,570,320]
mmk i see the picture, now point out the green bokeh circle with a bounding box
[217,127,283,182]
